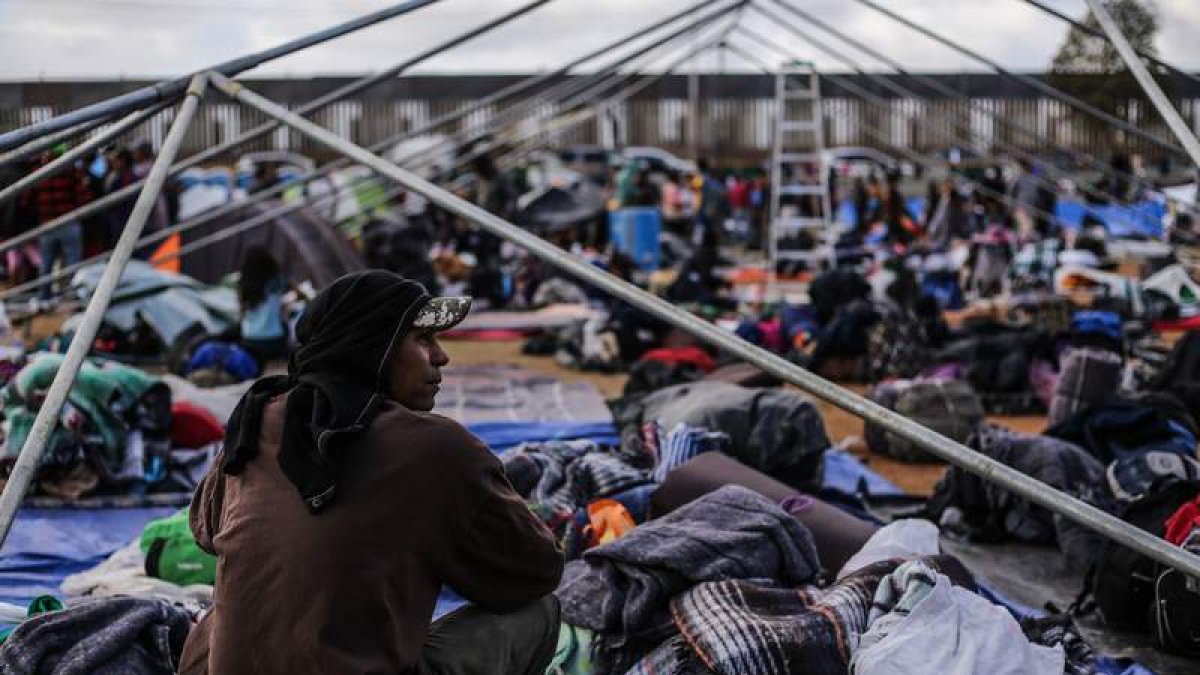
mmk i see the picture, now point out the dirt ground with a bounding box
[443,337,1047,497]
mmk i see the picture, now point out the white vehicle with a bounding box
[621,146,697,176]
[820,146,914,179]
[235,151,316,190]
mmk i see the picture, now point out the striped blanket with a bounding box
[629,556,973,675]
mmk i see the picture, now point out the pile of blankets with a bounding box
[501,422,733,556]
[0,353,223,500]
[554,487,1078,675]
[0,596,191,674]
[926,404,1200,574]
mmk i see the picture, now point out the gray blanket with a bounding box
[0,596,191,675]
[557,485,820,674]
[926,424,1110,573]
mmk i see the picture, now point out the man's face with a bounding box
[385,329,449,411]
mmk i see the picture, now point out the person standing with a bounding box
[23,149,91,300]
[692,158,728,249]
[1010,159,1041,242]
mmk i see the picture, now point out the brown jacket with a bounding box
[178,394,563,674]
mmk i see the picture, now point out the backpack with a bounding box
[1085,479,1200,631]
[865,305,934,383]
[865,380,984,462]
[1150,504,1200,655]
[185,340,260,383]
[1152,558,1200,656]
[1107,452,1200,503]
[140,509,217,586]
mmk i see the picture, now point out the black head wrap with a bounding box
[221,270,430,513]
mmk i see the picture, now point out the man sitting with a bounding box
[180,270,564,674]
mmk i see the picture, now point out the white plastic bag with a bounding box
[851,566,1064,674]
[837,519,940,580]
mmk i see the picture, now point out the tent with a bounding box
[178,199,364,289]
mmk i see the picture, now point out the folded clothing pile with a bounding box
[0,354,220,500]
[0,596,192,675]
[502,439,655,555]
[556,486,821,675]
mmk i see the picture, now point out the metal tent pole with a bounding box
[0,0,731,261]
[452,11,741,174]
[767,0,1180,214]
[445,0,732,140]
[0,0,439,152]
[10,39,710,308]
[490,26,736,169]
[403,0,745,172]
[741,7,1106,222]
[0,100,175,208]
[3,2,739,307]
[1082,0,1200,168]
[7,30,712,310]
[380,4,744,191]
[734,29,1065,227]
[849,0,1189,157]
[0,74,210,547]
[0,115,112,170]
[0,0,552,258]
[22,42,746,281]
[209,70,1200,580]
[1021,0,1200,88]
[721,36,779,73]
[510,5,747,163]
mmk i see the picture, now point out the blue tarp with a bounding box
[0,507,176,607]
[468,421,619,454]
[822,449,906,499]
[837,197,1165,239]
[1055,200,1164,239]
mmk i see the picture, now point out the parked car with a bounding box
[821,146,913,179]
[621,146,698,177]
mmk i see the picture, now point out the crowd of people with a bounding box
[0,128,1199,674]
[0,142,173,296]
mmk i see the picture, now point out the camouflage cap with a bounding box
[412,296,472,332]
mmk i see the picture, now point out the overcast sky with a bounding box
[0,0,1198,80]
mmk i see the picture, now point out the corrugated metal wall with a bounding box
[2,74,1197,164]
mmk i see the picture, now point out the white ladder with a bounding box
[768,61,832,293]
